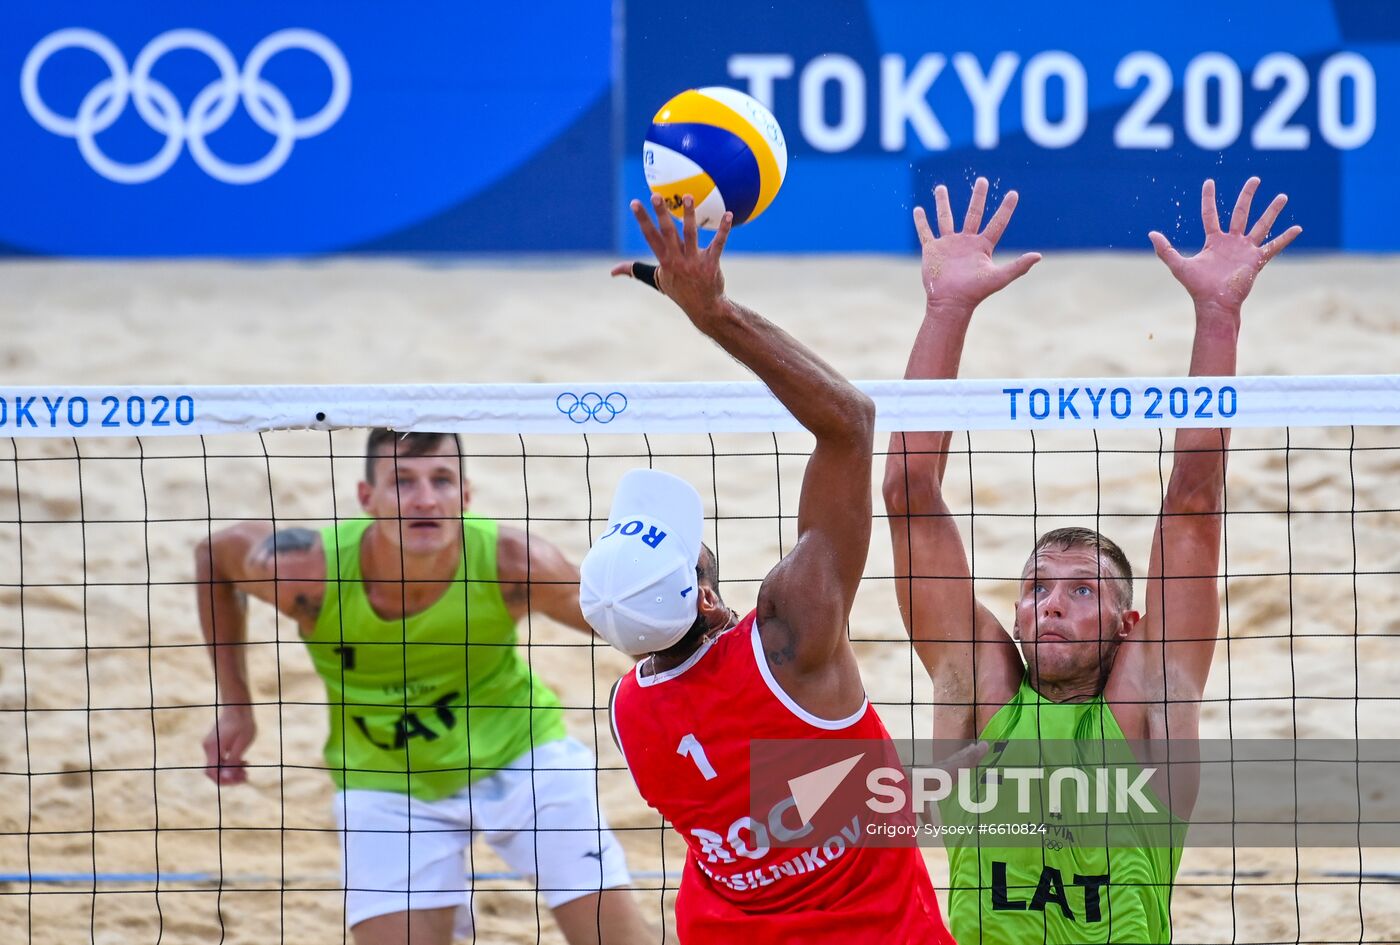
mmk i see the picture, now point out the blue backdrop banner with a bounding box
[622,0,1398,252]
[4,2,1396,255]
[4,1,613,255]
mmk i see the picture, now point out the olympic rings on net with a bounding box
[556,392,629,424]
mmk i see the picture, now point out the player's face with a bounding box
[359,442,469,556]
[1015,547,1128,686]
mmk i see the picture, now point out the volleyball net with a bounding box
[2,376,1399,944]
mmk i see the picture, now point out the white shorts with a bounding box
[334,737,632,931]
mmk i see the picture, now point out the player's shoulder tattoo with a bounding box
[260,527,319,556]
[764,620,798,667]
[256,527,325,622]
[289,590,324,623]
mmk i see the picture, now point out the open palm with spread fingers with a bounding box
[611,194,733,323]
[1149,177,1302,310]
[917,177,1042,309]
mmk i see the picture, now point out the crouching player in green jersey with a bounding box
[196,428,653,945]
[883,177,1300,943]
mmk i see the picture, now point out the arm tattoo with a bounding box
[765,622,799,667]
[260,527,318,556]
[257,528,323,622]
[292,592,322,622]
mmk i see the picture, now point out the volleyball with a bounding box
[643,86,788,229]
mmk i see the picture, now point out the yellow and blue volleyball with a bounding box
[644,87,788,229]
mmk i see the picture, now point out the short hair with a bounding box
[652,544,720,659]
[363,429,464,483]
[1029,526,1134,611]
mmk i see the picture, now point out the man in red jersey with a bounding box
[584,192,957,944]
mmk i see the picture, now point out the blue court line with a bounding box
[0,870,681,884]
[2,873,216,883]
[5,869,1396,886]
[1321,871,1400,882]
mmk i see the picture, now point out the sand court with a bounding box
[2,254,1399,942]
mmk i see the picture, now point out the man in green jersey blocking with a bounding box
[883,177,1301,944]
[196,429,652,945]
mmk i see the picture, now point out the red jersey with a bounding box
[611,610,954,944]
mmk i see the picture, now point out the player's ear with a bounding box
[460,477,472,509]
[1118,610,1141,640]
[356,480,373,511]
[696,584,726,625]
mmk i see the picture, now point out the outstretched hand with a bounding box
[917,177,1041,310]
[611,194,734,323]
[1149,177,1302,311]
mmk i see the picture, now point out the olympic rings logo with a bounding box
[556,392,628,424]
[21,27,351,185]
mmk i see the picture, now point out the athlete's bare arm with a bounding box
[194,522,327,783]
[496,527,592,635]
[1107,177,1301,745]
[617,194,874,720]
[883,178,1041,740]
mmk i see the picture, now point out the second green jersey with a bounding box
[941,679,1184,944]
[304,515,566,800]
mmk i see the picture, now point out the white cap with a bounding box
[579,468,704,657]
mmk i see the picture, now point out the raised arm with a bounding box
[616,195,874,715]
[1109,177,1301,725]
[882,178,1040,738]
[194,522,326,783]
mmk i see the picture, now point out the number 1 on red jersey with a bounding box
[677,732,718,780]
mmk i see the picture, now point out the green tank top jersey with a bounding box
[305,515,566,800]
[942,679,1184,945]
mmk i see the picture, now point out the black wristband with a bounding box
[631,262,662,292]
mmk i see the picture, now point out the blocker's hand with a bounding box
[1149,177,1302,311]
[917,177,1041,309]
[612,194,733,321]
